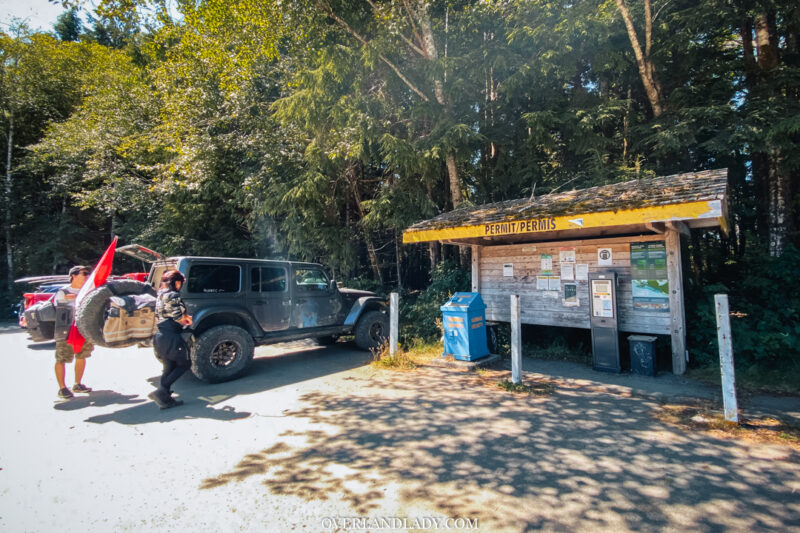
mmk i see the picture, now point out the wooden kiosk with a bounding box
[403,169,730,374]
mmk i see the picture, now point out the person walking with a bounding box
[54,266,94,399]
[149,269,193,409]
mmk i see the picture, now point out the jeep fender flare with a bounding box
[344,297,388,327]
[192,306,261,338]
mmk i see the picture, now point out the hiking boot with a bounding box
[58,387,74,399]
[72,383,92,393]
[161,398,184,410]
[147,390,171,408]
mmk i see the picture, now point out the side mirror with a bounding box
[329,279,338,291]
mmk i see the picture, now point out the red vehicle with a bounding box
[15,244,157,328]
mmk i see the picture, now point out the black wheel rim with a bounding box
[369,322,385,344]
[211,341,239,368]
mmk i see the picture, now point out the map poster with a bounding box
[563,283,579,307]
[630,242,669,312]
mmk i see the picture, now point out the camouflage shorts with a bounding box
[55,340,94,364]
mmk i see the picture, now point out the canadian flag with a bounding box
[66,236,118,353]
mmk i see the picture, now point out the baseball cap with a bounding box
[69,265,91,276]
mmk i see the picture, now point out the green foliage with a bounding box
[400,259,470,344]
[687,244,800,372]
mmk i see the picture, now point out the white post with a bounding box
[511,294,522,384]
[715,294,739,424]
[389,292,399,357]
[471,245,481,292]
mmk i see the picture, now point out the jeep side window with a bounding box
[251,266,287,293]
[294,268,329,292]
[187,264,241,294]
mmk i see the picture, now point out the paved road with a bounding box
[1,325,799,532]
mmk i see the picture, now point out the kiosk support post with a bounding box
[666,229,687,375]
[511,294,522,384]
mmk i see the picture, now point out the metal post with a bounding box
[390,292,399,357]
[511,294,522,384]
[715,294,738,424]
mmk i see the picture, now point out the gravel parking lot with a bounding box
[1,324,799,532]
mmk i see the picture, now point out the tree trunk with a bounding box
[394,230,402,290]
[5,114,13,293]
[752,11,791,255]
[349,165,383,283]
[417,2,462,208]
[614,0,664,117]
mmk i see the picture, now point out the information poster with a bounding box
[598,248,613,266]
[559,248,576,263]
[503,263,514,277]
[540,254,553,274]
[560,262,574,281]
[591,279,614,318]
[575,264,589,281]
[630,242,669,311]
[563,283,579,307]
[536,276,549,290]
[548,276,561,290]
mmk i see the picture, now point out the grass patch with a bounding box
[686,365,800,396]
[370,341,416,370]
[654,402,800,450]
[496,378,555,396]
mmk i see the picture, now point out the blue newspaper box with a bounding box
[441,292,489,361]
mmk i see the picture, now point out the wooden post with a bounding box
[665,229,687,374]
[389,292,399,357]
[511,294,522,384]
[715,294,739,424]
[471,245,481,292]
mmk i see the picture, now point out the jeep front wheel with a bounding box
[191,325,254,383]
[354,310,389,351]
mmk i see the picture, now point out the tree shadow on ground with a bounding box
[83,343,371,426]
[200,367,800,532]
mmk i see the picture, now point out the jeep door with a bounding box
[292,266,340,328]
[247,264,291,332]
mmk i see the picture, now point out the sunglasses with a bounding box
[76,271,90,277]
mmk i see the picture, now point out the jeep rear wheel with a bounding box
[354,310,389,351]
[191,325,254,383]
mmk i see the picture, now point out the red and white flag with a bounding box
[66,236,118,353]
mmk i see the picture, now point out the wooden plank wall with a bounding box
[478,235,671,335]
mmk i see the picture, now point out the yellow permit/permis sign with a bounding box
[403,200,724,243]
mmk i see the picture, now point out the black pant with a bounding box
[153,321,190,394]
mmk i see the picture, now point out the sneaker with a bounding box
[72,383,92,393]
[58,387,74,399]
[147,390,170,408]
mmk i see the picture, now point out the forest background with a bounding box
[1,0,798,381]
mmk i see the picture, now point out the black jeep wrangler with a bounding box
[25,246,389,384]
[147,256,389,382]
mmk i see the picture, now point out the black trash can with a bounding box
[628,335,657,377]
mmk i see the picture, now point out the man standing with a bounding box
[54,266,94,399]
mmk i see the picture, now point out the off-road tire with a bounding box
[354,310,389,351]
[190,325,254,383]
[75,280,156,348]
